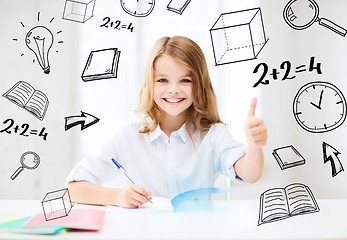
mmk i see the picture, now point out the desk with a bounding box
[0,199,346,240]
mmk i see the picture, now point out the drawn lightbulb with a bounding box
[25,26,54,74]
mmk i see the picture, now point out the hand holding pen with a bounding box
[112,158,153,207]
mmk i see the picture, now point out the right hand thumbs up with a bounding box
[244,97,267,147]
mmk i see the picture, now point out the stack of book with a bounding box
[0,208,105,235]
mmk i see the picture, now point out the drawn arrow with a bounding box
[322,142,344,177]
[64,111,99,131]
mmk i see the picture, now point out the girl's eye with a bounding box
[157,79,167,83]
[181,79,192,83]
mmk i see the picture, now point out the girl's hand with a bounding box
[116,184,152,208]
[244,98,267,148]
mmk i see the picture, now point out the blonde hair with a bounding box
[135,36,222,133]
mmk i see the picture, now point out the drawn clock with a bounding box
[293,81,347,133]
[120,0,155,17]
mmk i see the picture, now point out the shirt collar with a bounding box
[149,122,192,143]
[149,123,164,142]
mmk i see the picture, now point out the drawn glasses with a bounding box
[283,0,347,37]
[10,151,40,180]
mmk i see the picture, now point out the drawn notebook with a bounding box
[272,145,305,170]
[24,208,105,231]
[3,81,49,121]
[81,48,121,81]
[167,0,191,14]
[258,183,319,225]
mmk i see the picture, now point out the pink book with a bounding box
[23,208,106,231]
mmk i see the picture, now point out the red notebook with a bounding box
[23,208,106,231]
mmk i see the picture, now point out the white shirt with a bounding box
[65,120,246,199]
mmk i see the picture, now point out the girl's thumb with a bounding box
[248,97,257,117]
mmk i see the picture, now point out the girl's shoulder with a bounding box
[203,122,231,140]
[206,122,228,133]
[209,122,227,129]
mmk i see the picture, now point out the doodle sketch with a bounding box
[0,118,48,141]
[10,151,40,180]
[323,142,344,177]
[81,48,121,81]
[210,8,268,65]
[120,0,155,17]
[12,12,63,74]
[62,0,96,23]
[64,111,100,131]
[283,0,347,37]
[25,26,54,74]
[167,0,191,15]
[3,81,49,121]
[252,56,322,87]
[258,183,319,225]
[41,188,73,221]
[293,81,347,133]
[272,145,305,170]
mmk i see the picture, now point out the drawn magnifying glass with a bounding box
[283,0,347,36]
[10,151,40,180]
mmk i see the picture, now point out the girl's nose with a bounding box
[168,83,180,95]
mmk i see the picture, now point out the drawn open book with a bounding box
[258,183,319,225]
[3,81,49,121]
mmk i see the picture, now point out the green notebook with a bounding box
[0,216,65,235]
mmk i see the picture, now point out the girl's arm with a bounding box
[234,98,267,183]
[234,146,264,183]
[68,181,152,208]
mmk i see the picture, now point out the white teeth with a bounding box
[165,98,183,103]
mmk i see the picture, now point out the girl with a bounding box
[66,36,267,208]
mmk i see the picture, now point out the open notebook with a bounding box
[108,187,234,213]
[107,196,173,213]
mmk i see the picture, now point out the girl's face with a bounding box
[153,54,193,121]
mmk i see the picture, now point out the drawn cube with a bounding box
[62,0,96,23]
[210,8,268,65]
[41,188,73,221]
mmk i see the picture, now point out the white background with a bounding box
[0,0,346,201]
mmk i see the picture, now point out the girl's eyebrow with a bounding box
[154,73,167,77]
[183,76,192,79]
[154,73,192,78]
[180,73,192,78]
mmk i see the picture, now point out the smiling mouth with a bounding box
[163,98,185,103]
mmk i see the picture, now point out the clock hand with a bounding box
[317,90,324,108]
[310,90,324,110]
[310,102,321,109]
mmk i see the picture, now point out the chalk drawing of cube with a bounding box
[210,8,268,65]
[62,0,96,23]
[41,188,73,221]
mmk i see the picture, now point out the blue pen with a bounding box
[111,158,152,203]
[111,158,135,184]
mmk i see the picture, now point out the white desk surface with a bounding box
[0,199,346,240]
